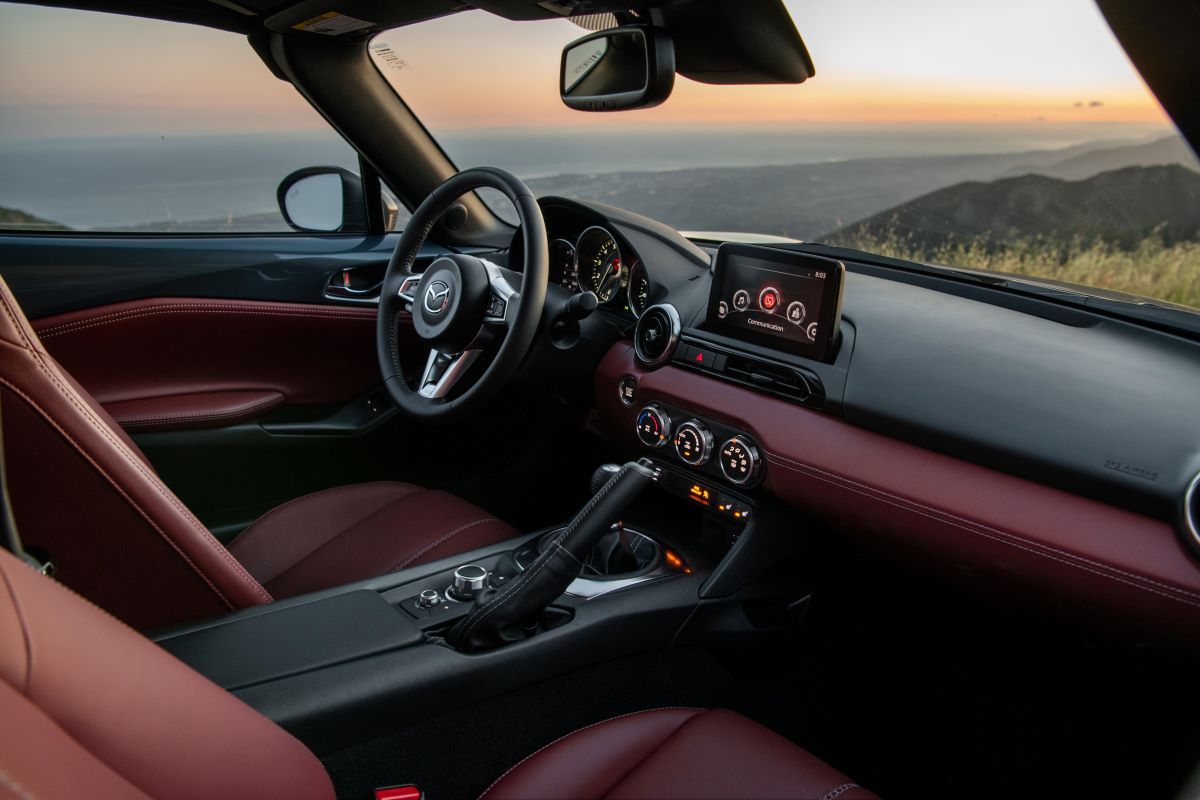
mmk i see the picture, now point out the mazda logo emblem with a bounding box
[424,281,451,314]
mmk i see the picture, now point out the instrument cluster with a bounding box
[548,225,651,318]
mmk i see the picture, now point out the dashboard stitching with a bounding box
[765,453,1200,608]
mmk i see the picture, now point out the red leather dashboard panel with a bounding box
[597,342,1200,640]
[32,298,407,417]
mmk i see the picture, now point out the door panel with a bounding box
[0,233,457,538]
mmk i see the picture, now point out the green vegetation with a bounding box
[832,229,1200,311]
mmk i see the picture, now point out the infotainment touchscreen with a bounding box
[706,244,845,360]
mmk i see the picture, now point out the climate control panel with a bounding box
[632,403,762,487]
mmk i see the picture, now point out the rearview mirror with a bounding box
[560,25,675,112]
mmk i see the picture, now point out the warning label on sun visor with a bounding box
[293,12,374,35]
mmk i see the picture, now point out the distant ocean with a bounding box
[0,123,1167,230]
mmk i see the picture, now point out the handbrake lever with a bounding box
[445,458,657,652]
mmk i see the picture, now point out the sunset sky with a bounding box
[0,0,1174,140]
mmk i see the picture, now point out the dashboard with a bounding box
[513,196,1200,646]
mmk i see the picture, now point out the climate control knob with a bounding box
[635,404,671,448]
[719,435,761,485]
[674,420,714,466]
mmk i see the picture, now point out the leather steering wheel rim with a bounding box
[377,167,548,422]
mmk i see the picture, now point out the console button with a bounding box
[635,404,671,448]
[719,435,762,485]
[674,420,714,466]
[617,375,638,406]
[690,347,716,368]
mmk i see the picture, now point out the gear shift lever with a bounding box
[446,459,657,652]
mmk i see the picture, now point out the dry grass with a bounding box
[832,230,1200,310]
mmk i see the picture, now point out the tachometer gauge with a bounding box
[549,238,578,291]
[575,226,623,303]
[627,260,650,317]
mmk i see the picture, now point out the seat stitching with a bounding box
[819,783,861,800]
[387,517,505,572]
[768,449,1197,599]
[476,707,707,800]
[37,304,375,338]
[0,767,35,800]
[766,455,1200,609]
[227,482,419,552]
[0,378,237,609]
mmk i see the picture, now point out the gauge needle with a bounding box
[598,264,621,298]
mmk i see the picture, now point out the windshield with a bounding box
[371,3,1200,310]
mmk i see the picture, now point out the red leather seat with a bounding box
[0,277,516,629]
[0,548,878,800]
[482,707,877,800]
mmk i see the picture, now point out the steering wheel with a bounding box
[377,167,549,422]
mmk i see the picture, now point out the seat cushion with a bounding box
[481,707,878,800]
[228,482,518,599]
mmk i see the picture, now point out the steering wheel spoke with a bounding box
[482,258,519,328]
[418,348,484,399]
[397,273,422,309]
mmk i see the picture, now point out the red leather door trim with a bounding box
[106,389,285,432]
[32,298,399,409]
[596,342,1200,641]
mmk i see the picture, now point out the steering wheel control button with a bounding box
[674,419,714,466]
[634,304,681,368]
[618,376,638,406]
[636,404,671,448]
[719,436,762,485]
[758,287,780,313]
[418,589,442,608]
[449,564,489,601]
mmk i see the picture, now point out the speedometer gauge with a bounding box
[627,261,650,317]
[575,226,624,303]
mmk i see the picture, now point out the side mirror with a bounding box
[560,25,675,112]
[277,166,367,233]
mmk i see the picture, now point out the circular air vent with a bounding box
[1183,471,1200,558]
[633,304,681,368]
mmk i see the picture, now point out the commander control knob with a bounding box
[719,435,762,485]
[450,564,489,601]
[674,419,714,466]
[635,404,671,448]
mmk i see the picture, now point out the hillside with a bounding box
[828,164,1200,249]
[527,134,1195,240]
[1001,135,1198,181]
[0,207,69,231]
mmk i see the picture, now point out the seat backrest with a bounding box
[0,277,270,629]
[0,547,332,800]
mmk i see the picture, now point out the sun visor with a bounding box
[654,0,814,84]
